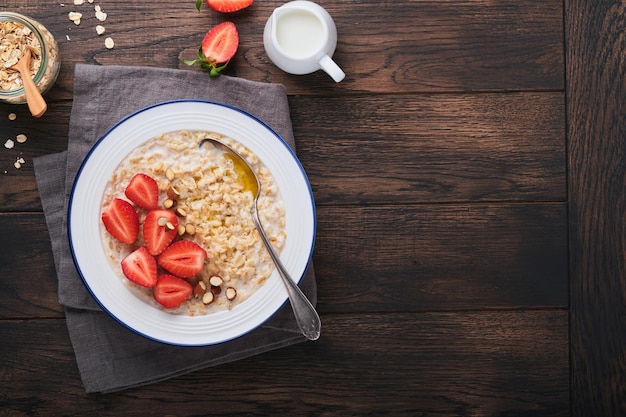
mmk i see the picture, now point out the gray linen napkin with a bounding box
[33,64,317,393]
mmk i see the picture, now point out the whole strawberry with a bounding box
[183,21,239,77]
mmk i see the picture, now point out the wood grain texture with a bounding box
[0,102,70,211]
[0,311,568,416]
[0,213,62,318]
[314,203,568,312]
[0,0,574,413]
[291,92,566,205]
[566,1,626,415]
[0,0,563,98]
[0,203,567,318]
[1,92,566,209]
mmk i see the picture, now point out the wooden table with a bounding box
[1,0,624,415]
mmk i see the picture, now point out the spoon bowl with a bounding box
[199,138,321,341]
[10,49,47,117]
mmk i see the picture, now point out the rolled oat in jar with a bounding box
[0,12,60,104]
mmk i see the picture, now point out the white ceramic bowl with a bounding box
[68,100,316,346]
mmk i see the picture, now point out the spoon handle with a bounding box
[251,204,321,340]
[14,52,47,118]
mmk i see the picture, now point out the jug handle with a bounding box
[319,54,345,82]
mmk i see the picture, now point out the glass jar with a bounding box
[0,12,60,104]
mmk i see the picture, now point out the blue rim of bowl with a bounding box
[67,99,317,346]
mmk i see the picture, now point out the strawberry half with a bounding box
[158,240,208,278]
[153,274,193,308]
[125,173,159,210]
[143,209,178,256]
[206,0,253,13]
[121,246,157,288]
[101,198,139,245]
[182,22,239,77]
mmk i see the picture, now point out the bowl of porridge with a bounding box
[68,100,316,346]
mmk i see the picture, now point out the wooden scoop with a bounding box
[10,49,47,118]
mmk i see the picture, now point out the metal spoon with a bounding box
[10,49,47,118]
[199,138,321,341]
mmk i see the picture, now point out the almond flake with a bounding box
[104,37,114,49]
[16,134,27,143]
[73,0,84,4]
[8,113,16,121]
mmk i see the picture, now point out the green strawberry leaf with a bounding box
[182,58,199,66]
[195,0,202,12]
[209,62,229,77]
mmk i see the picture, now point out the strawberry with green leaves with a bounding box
[183,21,239,77]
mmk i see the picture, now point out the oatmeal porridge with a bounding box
[100,130,287,315]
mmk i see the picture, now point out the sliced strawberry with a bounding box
[101,198,139,244]
[125,173,159,210]
[202,22,239,66]
[158,240,208,278]
[183,22,239,77]
[153,274,193,308]
[206,0,253,13]
[143,209,178,256]
[121,246,157,287]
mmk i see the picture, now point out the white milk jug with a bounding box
[263,0,345,82]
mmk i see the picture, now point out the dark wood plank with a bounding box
[1,0,563,98]
[0,213,62,318]
[1,92,565,210]
[0,101,70,212]
[315,203,568,312]
[566,1,626,415]
[292,92,566,205]
[1,202,567,317]
[0,311,568,416]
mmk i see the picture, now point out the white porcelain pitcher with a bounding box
[263,0,345,82]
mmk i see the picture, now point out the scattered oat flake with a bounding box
[96,25,106,35]
[66,34,71,40]
[95,10,107,22]
[16,134,27,143]
[74,0,84,4]
[104,37,114,49]
[8,113,16,121]
[14,157,25,169]
[4,139,14,149]
[68,11,82,25]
